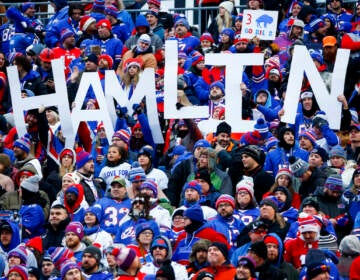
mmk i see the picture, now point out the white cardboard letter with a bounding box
[72,72,114,144]
[163,40,209,119]
[282,45,349,130]
[8,59,75,147]
[105,69,164,144]
[198,53,263,133]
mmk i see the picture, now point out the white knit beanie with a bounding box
[219,1,234,14]
[21,175,40,192]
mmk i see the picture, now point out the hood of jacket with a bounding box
[135,14,150,33]
[264,232,283,267]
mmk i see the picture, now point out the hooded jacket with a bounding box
[264,127,309,175]
[277,187,299,224]
[140,236,188,280]
[266,233,299,280]
[173,222,230,266]
[124,15,163,52]
[0,221,20,253]
[64,184,88,222]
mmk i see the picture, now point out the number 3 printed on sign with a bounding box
[246,14,252,24]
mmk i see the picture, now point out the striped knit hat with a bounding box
[49,247,74,270]
[76,150,93,170]
[8,246,27,265]
[128,161,146,182]
[60,260,80,279]
[275,167,292,181]
[112,129,130,145]
[14,136,31,153]
[254,118,269,139]
[324,174,343,192]
[7,265,27,280]
[147,0,160,8]
[215,194,235,209]
[298,212,321,234]
[115,246,137,271]
[299,129,317,146]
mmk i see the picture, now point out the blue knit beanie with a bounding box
[76,151,93,170]
[183,180,202,195]
[184,204,204,223]
[210,81,225,95]
[128,161,146,182]
[140,180,158,197]
[85,206,102,223]
[193,139,211,152]
[221,28,235,41]
[135,220,160,239]
[14,137,31,153]
[22,2,35,13]
[174,18,190,30]
[329,145,346,159]
[254,118,270,139]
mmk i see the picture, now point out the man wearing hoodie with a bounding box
[187,239,211,278]
[123,14,163,58]
[172,204,230,265]
[264,233,299,280]
[140,235,188,279]
[248,240,286,279]
[45,4,83,49]
[265,126,309,176]
[0,221,20,253]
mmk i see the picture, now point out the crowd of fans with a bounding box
[0,0,360,279]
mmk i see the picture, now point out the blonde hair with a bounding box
[216,10,232,34]
[122,69,140,87]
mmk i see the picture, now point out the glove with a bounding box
[115,105,127,118]
[132,103,142,115]
[336,213,349,227]
[312,117,328,129]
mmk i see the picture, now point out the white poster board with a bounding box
[241,9,278,40]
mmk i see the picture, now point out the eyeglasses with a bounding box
[217,203,232,208]
[237,191,250,196]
